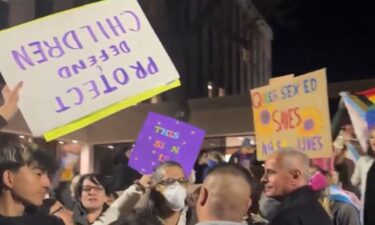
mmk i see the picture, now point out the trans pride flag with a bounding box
[340,87,375,154]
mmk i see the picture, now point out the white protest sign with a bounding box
[0,0,180,138]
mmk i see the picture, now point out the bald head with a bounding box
[196,164,252,223]
[276,149,309,181]
[262,149,310,199]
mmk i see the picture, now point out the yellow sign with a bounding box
[251,69,332,160]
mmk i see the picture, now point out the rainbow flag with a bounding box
[340,88,375,154]
[357,87,375,104]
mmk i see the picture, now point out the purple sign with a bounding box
[129,112,205,175]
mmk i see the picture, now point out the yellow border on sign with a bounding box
[43,79,181,141]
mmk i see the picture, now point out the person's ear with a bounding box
[198,187,208,207]
[291,169,301,180]
[247,198,252,210]
[2,170,15,189]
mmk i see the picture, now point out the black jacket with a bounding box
[0,116,7,130]
[269,186,333,225]
[0,211,64,225]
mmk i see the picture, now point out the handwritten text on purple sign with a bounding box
[154,125,181,162]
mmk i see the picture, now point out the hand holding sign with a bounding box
[0,0,180,140]
[129,112,205,176]
[138,174,152,188]
[0,82,23,122]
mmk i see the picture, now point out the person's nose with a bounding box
[261,173,268,184]
[88,187,100,195]
[41,174,51,189]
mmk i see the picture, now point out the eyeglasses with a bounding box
[82,185,104,192]
[158,177,189,186]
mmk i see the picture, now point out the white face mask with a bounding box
[162,182,187,211]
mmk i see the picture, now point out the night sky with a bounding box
[269,0,375,83]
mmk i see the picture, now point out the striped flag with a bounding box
[346,142,361,162]
[340,88,375,154]
[357,87,375,104]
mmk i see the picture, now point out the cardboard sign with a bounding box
[129,112,205,175]
[0,0,180,140]
[251,69,332,160]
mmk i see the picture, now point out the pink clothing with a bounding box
[312,157,334,173]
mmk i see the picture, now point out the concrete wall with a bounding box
[86,94,253,144]
[8,0,35,26]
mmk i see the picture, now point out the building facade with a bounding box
[0,0,272,98]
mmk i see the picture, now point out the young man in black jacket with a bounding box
[0,134,64,225]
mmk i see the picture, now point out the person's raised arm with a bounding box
[0,82,23,128]
[331,97,347,140]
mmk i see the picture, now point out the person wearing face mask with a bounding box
[351,109,375,225]
[137,161,195,225]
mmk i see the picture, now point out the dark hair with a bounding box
[334,163,352,188]
[75,173,111,199]
[0,133,56,191]
[39,198,57,215]
[248,165,265,214]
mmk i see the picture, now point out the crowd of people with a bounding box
[0,83,373,225]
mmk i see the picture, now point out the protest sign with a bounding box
[251,69,332,160]
[0,0,180,140]
[129,112,205,175]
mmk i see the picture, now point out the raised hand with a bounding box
[0,82,23,121]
